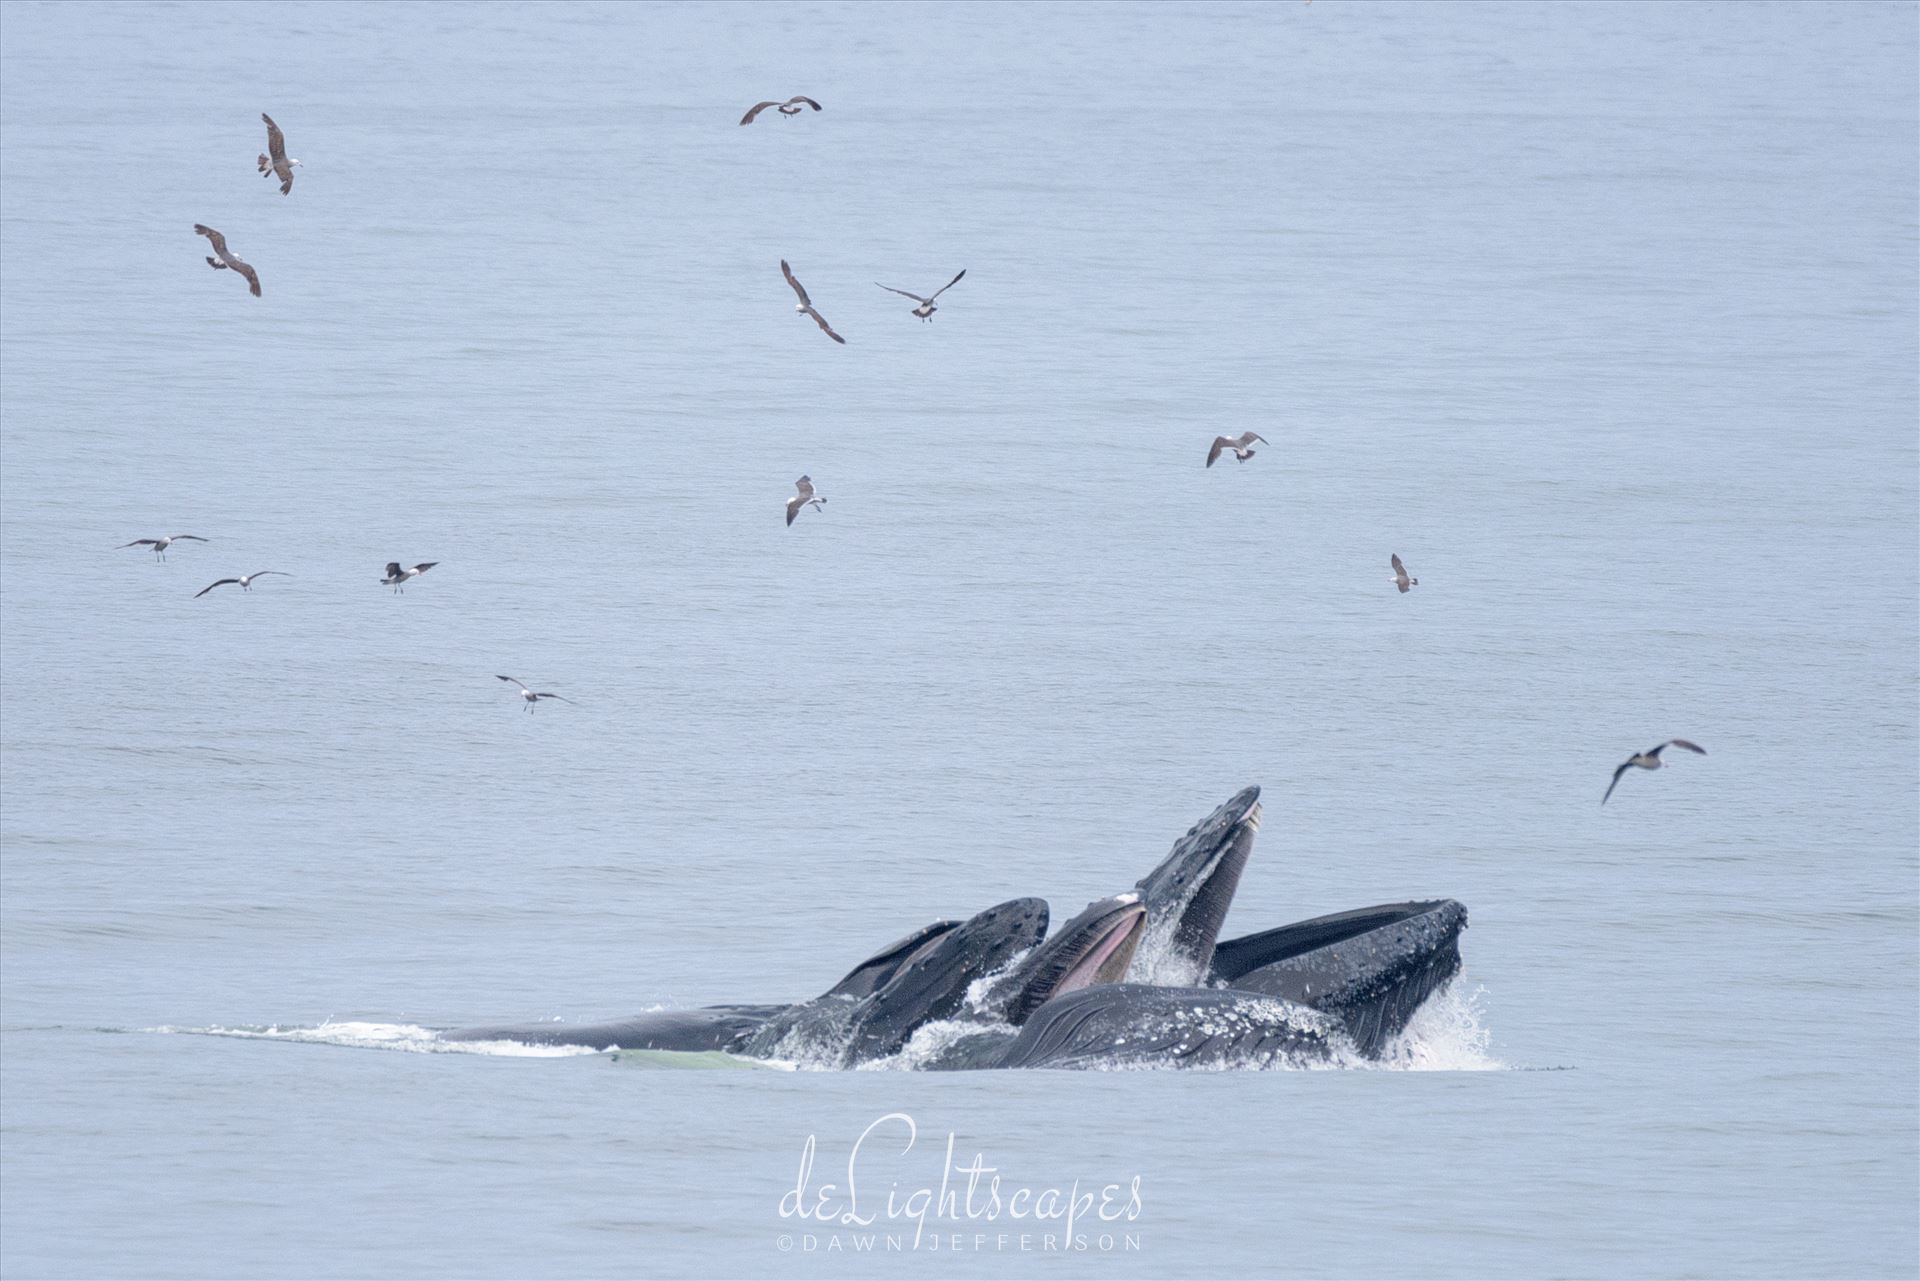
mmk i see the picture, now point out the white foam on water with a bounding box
[148,1021,604,1057]
[872,1014,1018,1071]
[1372,983,1505,1071]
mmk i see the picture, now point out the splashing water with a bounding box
[1124,914,1210,988]
[1372,983,1503,1071]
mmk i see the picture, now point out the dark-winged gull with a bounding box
[195,570,289,597]
[786,475,825,527]
[780,260,845,344]
[875,269,966,322]
[740,96,822,125]
[1391,554,1419,594]
[1602,740,1707,806]
[381,561,438,593]
[193,225,260,297]
[120,534,208,561]
[497,675,575,712]
[1206,431,1269,467]
[257,114,300,195]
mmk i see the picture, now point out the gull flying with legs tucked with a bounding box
[781,260,845,344]
[1603,740,1707,806]
[1206,432,1269,467]
[875,269,966,321]
[196,570,289,597]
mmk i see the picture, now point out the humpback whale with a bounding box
[1129,785,1261,984]
[927,798,1465,1069]
[991,984,1336,1070]
[982,898,1469,1069]
[441,920,962,1052]
[439,787,1474,1068]
[741,898,1049,1066]
[915,893,1149,1070]
[1212,899,1467,1059]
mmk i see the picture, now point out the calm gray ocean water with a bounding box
[2,2,1915,1277]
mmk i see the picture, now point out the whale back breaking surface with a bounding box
[438,1004,787,1051]
[1214,900,1468,1058]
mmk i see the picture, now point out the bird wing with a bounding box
[785,496,802,526]
[412,562,438,574]
[788,96,822,111]
[233,256,261,296]
[119,539,159,548]
[171,535,209,542]
[780,260,812,307]
[272,157,294,195]
[262,114,286,162]
[1206,437,1229,468]
[929,269,966,300]
[808,308,846,343]
[1662,739,1707,756]
[383,562,403,578]
[497,675,530,692]
[1602,761,1633,805]
[195,579,239,597]
[251,570,288,580]
[795,476,815,500]
[875,283,931,303]
[1245,432,1270,446]
[193,224,228,256]
[1392,553,1405,574]
[535,693,575,703]
[741,101,781,125]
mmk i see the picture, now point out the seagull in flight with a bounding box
[1391,554,1419,594]
[120,534,208,561]
[1603,740,1707,806]
[1206,432,1269,467]
[193,224,260,297]
[786,475,825,527]
[497,675,575,712]
[381,561,438,593]
[196,570,289,597]
[740,96,822,125]
[257,113,301,195]
[781,260,845,344]
[875,269,966,321]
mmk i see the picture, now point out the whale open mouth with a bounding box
[1052,901,1146,997]
[1177,800,1259,952]
[980,893,1148,1026]
[1130,788,1264,985]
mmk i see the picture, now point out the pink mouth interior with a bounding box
[1055,909,1146,996]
